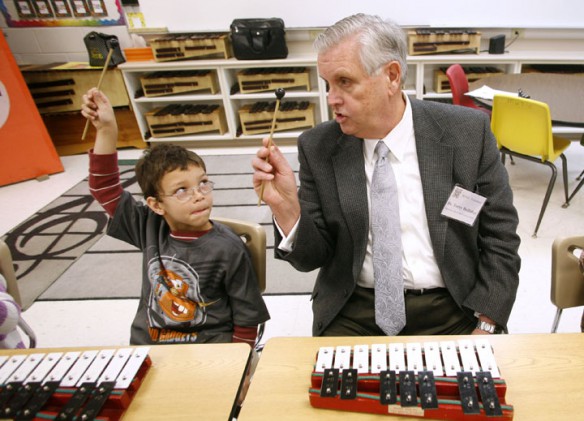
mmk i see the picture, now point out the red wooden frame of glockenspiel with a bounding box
[0,348,152,421]
[308,340,514,420]
[34,355,152,421]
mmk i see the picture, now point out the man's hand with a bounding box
[252,137,301,235]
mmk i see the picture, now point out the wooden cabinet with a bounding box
[119,55,327,147]
[21,63,145,155]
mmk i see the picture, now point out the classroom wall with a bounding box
[137,0,584,32]
[1,3,584,65]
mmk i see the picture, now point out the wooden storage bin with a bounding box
[236,67,310,94]
[434,66,504,93]
[21,63,129,114]
[140,70,219,97]
[238,101,315,135]
[145,104,227,138]
[150,33,232,62]
[408,29,481,55]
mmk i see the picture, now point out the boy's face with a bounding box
[146,164,213,232]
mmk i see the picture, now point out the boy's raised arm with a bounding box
[81,87,118,154]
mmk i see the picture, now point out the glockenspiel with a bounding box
[309,339,513,420]
[0,347,151,421]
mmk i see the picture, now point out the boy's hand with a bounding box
[81,88,117,132]
[81,88,118,154]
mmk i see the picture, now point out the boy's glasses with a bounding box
[161,181,215,202]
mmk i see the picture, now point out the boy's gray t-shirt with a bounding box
[108,191,270,345]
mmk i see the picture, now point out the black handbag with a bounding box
[84,32,126,67]
[230,18,288,60]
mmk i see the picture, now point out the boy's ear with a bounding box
[146,196,165,215]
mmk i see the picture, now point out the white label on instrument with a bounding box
[61,350,98,387]
[423,342,444,376]
[440,341,461,376]
[333,346,351,371]
[0,355,26,385]
[406,342,423,374]
[371,344,387,374]
[44,352,80,384]
[474,339,500,378]
[115,347,150,390]
[458,339,480,375]
[389,343,405,372]
[7,353,44,383]
[353,345,369,374]
[315,347,334,373]
[98,348,132,385]
[77,349,115,386]
[25,352,62,384]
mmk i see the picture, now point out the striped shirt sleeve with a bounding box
[88,150,123,217]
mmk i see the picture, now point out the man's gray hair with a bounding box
[314,13,408,82]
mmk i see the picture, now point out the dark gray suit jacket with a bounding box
[275,99,521,336]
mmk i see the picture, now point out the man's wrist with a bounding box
[475,319,502,334]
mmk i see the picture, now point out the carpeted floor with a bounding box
[3,154,316,309]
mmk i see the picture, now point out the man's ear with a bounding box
[146,196,165,215]
[384,61,402,92]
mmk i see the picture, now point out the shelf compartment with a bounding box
[145,103,228,138]
[236,67,311,94]
[140,70,219,97]
[238,100,315,135]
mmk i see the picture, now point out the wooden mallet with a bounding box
[258,88,286,206]
[81,47,114,140]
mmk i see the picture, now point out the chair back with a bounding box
[0,239,37,348]
[491,95,556,161]
[551,235,584,310]
[212,217,266,293]
[446,64,478,108]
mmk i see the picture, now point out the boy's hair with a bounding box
[135,144,206,199]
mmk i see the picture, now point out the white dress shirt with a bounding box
[277,94,444,290]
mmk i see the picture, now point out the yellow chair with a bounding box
[0,239,37,348]
[212,217,266,350]
[550,235,584,333]
[491,94,571,238]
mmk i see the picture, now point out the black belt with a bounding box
[403,287,447,296]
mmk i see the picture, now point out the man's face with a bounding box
[318,35,401,139]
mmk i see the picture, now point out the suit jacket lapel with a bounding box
[412,101,453,264]
[332,135,369,277]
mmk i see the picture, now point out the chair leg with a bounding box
[577,169,584,181]
[532,161,558,238]
[551,308,563,333]
[564,176,584,208]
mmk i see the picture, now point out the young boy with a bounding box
[81,88,269,346]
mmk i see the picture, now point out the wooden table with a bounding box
[239,334,584,420]
[469,73,584,127]
[0,343,251,420]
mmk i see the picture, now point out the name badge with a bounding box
[441,186,486,226]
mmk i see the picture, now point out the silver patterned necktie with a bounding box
[371,141,406,335]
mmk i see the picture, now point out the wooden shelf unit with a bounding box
[119,49,584,147]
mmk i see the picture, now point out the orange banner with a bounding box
[0,31,63,186]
